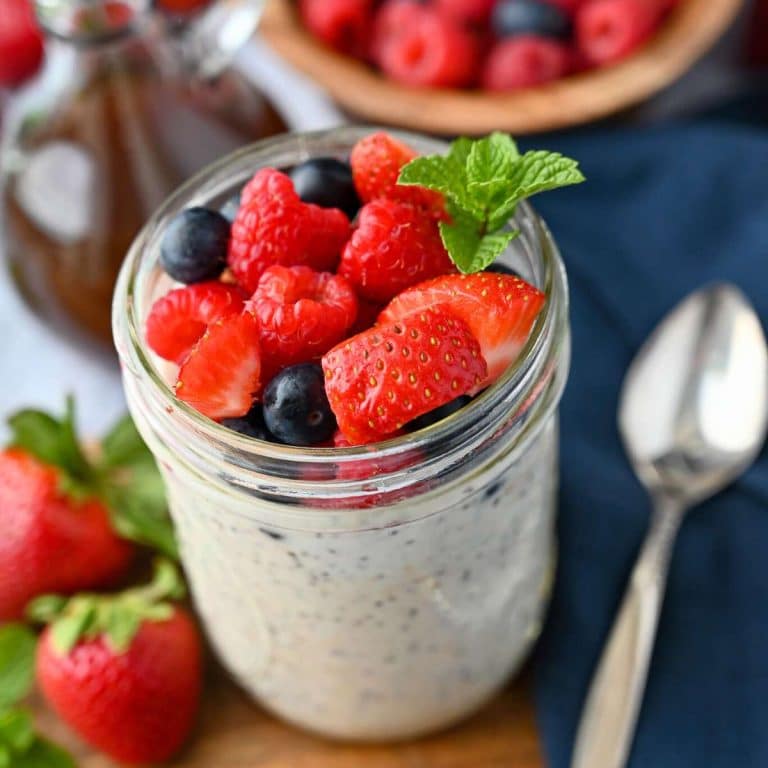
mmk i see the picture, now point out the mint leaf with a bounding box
[0,709,35,753]
[503,149,586,200]
[398,133,584,273]
[0,625,36,709]
[14,738,76,768]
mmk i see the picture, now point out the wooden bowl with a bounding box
[260,0,743,135]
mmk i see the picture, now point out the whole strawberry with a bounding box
[0,0,44,88]
[32,560,202,765]
[0,399,176,621]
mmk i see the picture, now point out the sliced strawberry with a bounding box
[322,307,487,443]
[146,282,245,364]
[379,272,546,385]
[175,312,261,420]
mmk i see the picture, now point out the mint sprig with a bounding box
[7,400,178,560]
[28,559,186,656]
[398,132,585,274]
[0,626,76,768]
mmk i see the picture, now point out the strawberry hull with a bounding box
[114,127,570,741]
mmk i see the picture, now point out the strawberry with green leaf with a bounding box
[398,131,585,273]
[0,623,75,768]
[0,398,177,621]
[31,560,202,765]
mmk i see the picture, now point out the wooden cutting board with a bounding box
[33,667,545,767]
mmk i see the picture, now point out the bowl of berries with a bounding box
[259,0,742,134]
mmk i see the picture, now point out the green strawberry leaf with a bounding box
[398,133,584,273]
[7,398,92,487]
[0,625,37,709]
[30,560,185,657]
[99,415,150,470]
[13,738,76,768]
[0,709,35,753]
[0,744,9,768]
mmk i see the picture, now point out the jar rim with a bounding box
[113,126,569,501]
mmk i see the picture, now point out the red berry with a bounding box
[322,308,487,443]
[247,265,358,377]
[339,199,455,304]
[0,449,133,621]
[349,297,384,335]
[175,312,262,419]
[372,1,480,88]
[576,0,664,65]
[37,608,202,764]
[380,272,546,385]
[0,0,44,88]
[435,0,496,25]
[228,168,351,294]
[300,0,373,58]
[482,36,572,91]
[145,281,245,364]
[546,0,586,12]
[350,131,444,211]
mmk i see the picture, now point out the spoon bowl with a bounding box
[619,283,768,503]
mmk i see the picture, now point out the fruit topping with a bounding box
[263,363,337,446]
[160,207,231,284]
[175,312,261,420]
[290,157,362,220]
[146,281,245,364]
[323,308,487,443]
[339,199,455,303]
[379,272,546,384]
[247,265,359,376]
[407,394,474,431]
[228,168,350,293]
[221,404,271,440]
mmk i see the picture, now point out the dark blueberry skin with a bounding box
[290,157,361,220]
[486,262,522,278]
[263,363,337,446]
[492,0,572,40]
[160,207,230,284]
[407,396,473,432]
[219,193,241,223]
[221,405,271,440]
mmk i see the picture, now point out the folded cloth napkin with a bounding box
[529,120,768,768]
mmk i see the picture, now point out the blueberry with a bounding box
[160,207,230,284]
[290,157,361,220]
[486,262,522,278]
[219,193,241,223]
[221,405,271,440]
[263,363,337,446]
[492,0,572,40]
[407,396,473,432]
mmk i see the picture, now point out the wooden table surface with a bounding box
[34,668,545,767]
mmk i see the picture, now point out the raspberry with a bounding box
[576,0,665,65]
[145,281,245,364]
[372,1,480,88]
[322,308,487,443]
[350,131,444,212]
[546,0,586,11]
[228,168,351,294]
[435,0,496,25]
[338,199,455,304]
[482,36,572,91]
[246,265,358,378]
[300,0,373,58]
[349,298,384,335]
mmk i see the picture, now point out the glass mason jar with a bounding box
[0,0,284,352]
[113,127,570,741]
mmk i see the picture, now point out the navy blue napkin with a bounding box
[528,120,768,768]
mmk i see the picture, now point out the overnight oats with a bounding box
[113,127,581,740]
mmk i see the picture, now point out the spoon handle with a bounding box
[570,494,685,768]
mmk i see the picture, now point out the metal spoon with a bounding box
[571,283,768,768]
